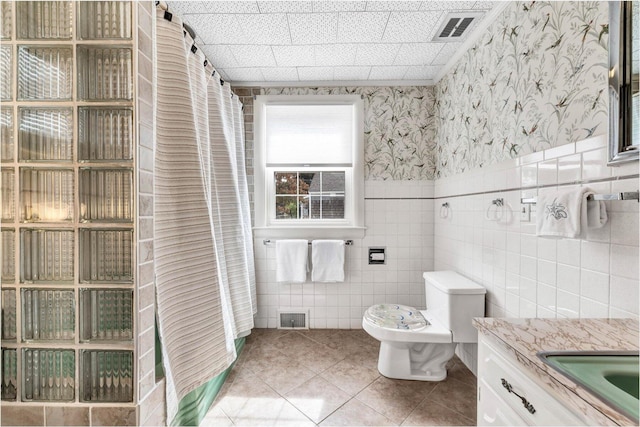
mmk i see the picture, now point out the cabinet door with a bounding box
[478,335,589,426]
[478,377,528,426]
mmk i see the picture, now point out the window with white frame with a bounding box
[253,95,365,238]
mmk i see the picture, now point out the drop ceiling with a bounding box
[167,1,505,86]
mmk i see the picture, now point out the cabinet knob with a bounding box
[501,378,536,414]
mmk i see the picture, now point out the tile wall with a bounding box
[434,135,639,372]
[253,180,435,329]
[136,2,166,427]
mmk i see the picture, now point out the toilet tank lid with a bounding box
[423,271,486,295]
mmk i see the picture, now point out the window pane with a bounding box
[322,172,345,192]
[322,195,345,219]
[275,172,297,194]
[309,195,321,219]
[298,173,314,195]
[275,196,298,219]
[298,196,310,219]
[274,170,346,220]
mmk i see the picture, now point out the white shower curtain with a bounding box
[154,9,256,424]
[207,76,256,337]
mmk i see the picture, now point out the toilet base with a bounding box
[377,341,457,381]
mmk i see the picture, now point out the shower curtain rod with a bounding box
[156,1,233,92]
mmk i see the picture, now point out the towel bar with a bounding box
[521,191,639,204]
[263,239,353,246]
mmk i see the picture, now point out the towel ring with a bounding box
[486,198,504,221]
[440,202,450,219]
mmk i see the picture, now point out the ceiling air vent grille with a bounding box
[433,12,484,42]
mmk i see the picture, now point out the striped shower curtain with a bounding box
[154,10,256,424]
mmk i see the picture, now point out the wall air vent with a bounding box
[432,12,485,42]
[277,309,309,329]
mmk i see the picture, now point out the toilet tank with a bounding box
[423,271,486,343]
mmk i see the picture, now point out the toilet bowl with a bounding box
[363,271,485,381]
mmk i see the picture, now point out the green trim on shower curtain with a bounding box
[170,337,246,426]
[155,319,164,379]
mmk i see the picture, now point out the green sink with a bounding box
[538,351,639,423]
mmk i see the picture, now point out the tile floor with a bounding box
[202,329,477,426]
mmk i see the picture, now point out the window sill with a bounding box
[253,226,366,240]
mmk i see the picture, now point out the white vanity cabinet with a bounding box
[477,334,591,426]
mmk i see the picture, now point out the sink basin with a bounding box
[538,351,639,423]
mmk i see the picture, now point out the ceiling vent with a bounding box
[432,12,485,42]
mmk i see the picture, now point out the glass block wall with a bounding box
[0,1,157,424]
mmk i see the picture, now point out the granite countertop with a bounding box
[474,318,639,426]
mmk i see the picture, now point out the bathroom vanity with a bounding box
[475,318,639,426]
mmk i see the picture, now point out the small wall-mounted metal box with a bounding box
[368,247,386,265]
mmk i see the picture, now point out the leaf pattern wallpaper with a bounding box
[434,1,609,178]
[263,1,609,181]
[262,86,438,180]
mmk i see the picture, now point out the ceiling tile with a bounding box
[393,43,444,65]
[382,11,444,42]
[221,68,265,82]
[261,67,300,81]
[337,12,389,43]
[314,44,358,66]
[257,1,313,13]
[312,1,366,12]
[368,66,409,80]
[419,1,477,11]
[169,1,260,15]
[185,14,244,45]
[366,1,422,11]
[288,13,338,44]
[217,69,231,81]
[333,66,372,80]
[235,14,291,44]
[403,65,440,80]
[228,45,277,67]
[354,43,401,65]
[431,42,462,65]
[272,45,316,67]
[201,45,240,68]
[297,67,335,81]
[166,0,503,84]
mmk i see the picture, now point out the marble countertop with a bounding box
[474,318,639,426]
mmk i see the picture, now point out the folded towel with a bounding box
[536,187,607,238]
[586,197,608,228]
[275,240,308,283]
[311,240,345,282]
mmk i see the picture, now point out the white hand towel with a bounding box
[275,240,309,283]
[536,187,607,238]
[586,198,608,228]
[311,240,345,283]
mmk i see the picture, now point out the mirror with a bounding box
[609,1,639,164]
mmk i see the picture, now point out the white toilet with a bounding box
[363,271,485,381]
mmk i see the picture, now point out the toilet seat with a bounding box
[363,304,428,330]
[363,305,453,344]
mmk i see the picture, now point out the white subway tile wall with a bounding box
[434,135,639,322]
[253,181,435,329]
[434,135,639,373]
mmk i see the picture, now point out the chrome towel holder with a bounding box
[521,191,639,204]
[263,239,353,246]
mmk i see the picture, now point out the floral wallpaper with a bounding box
[262,86,437,180]
[434,1,609,178]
